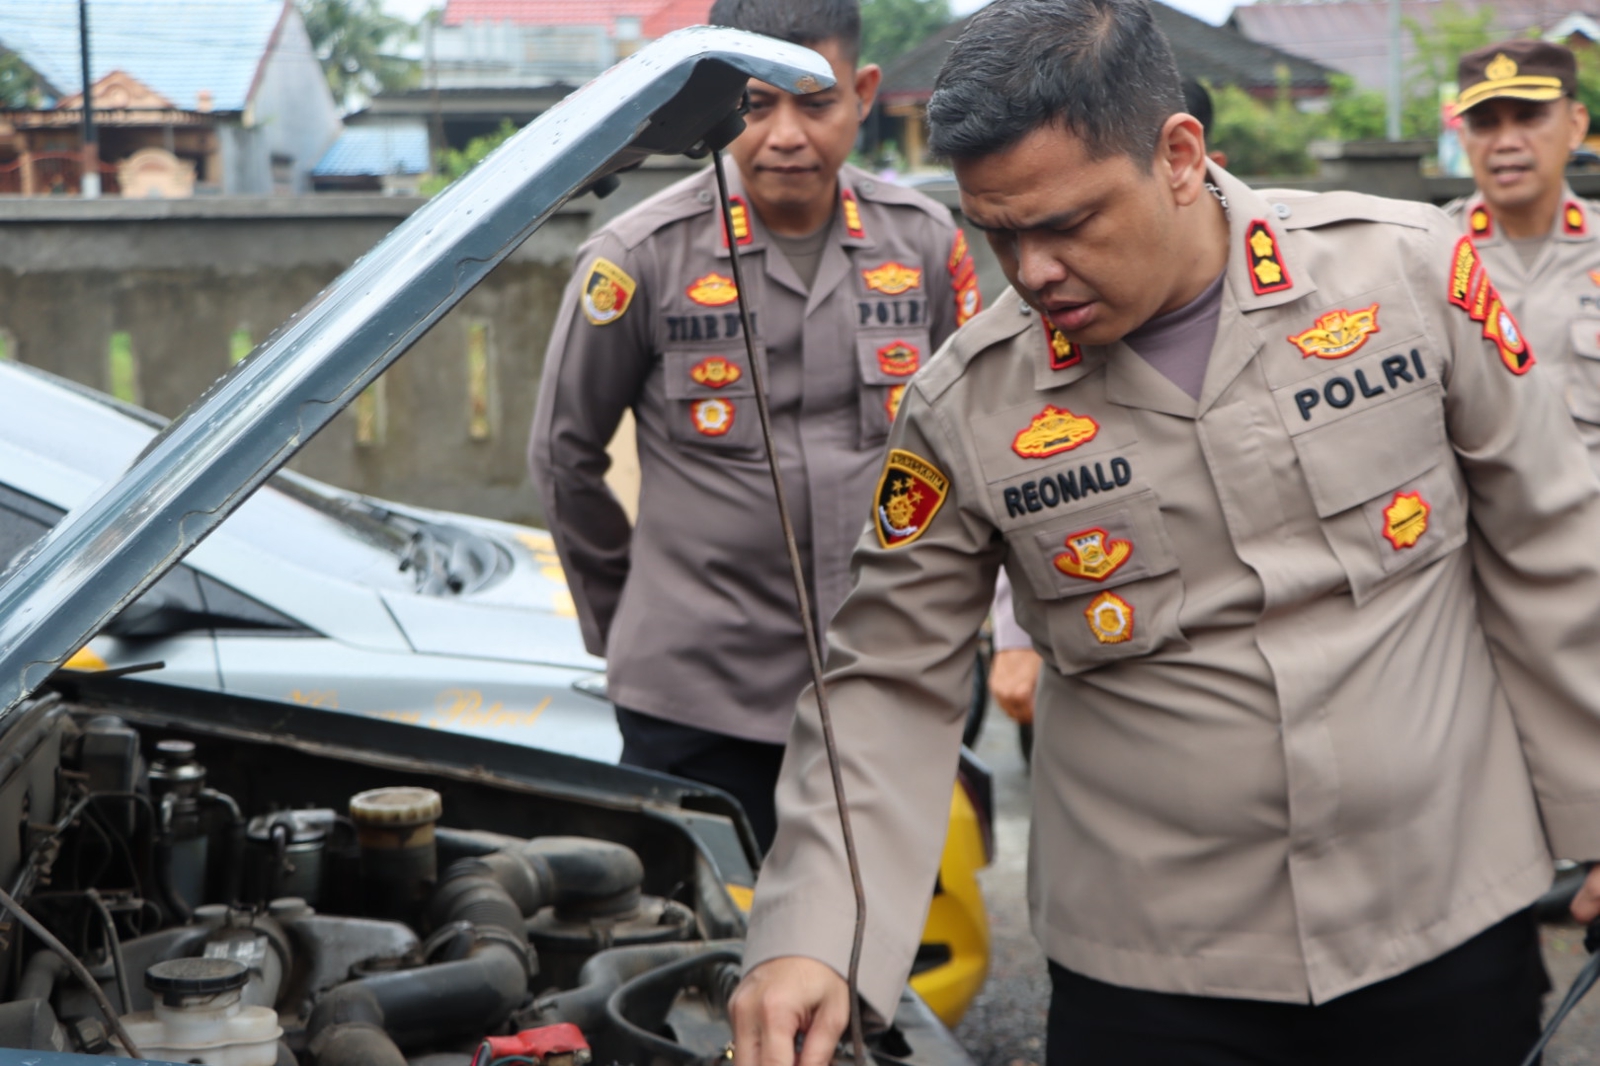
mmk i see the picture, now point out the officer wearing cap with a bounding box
[1449,39,1600,464]
[529,0,976,851]
[730,0,1600,1062]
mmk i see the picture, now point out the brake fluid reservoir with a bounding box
[350,786,442,924]
[119,958,282,1066]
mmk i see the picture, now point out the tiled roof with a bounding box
[1231,0,1600,92]
[313,124,430,176]
[442,0,710,35]
[0,0,286,113]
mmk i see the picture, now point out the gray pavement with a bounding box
[954,708,1600,1064]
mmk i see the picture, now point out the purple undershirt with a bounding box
[1122,270,1227,401]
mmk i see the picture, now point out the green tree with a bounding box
[0,51,40,109]
[420,119,518,196]
[297,0,419,108]
[860,0,951,68]
[1207,79,1320,177]
[1398,1,1493,140]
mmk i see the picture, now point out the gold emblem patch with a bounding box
[1486,52,1518,81]
[1012,405,1099,459]
[874,448,950,549]
[1470,205,1492,237]
[690,355,742,388]
[885,383,906,421]
[690,397,735,436]
[1287,303,1380,360]
[1053,528,1132,582]
[582,258,637,326]
[863,262,924,295]
[687,273,738,307]
[1382,491,1430,550]
[876,340,921,376]
[1085,591,1134,644]
[1245,220,1292,296]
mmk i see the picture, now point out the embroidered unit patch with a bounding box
[862,262,923,295]
[1012,404,1100,459]
[956,276,982,326]
[1287,304,1380,359]
[1053,528,1133,582]
[949,230,971,276]
[1447,237,1535,375]
[1382,491,1430,550]
[1245,220,1292,296]
[582,258,637,326]
[876,340,921,376]
[841,189,866,239]
[1041,315,1079,370]
[1565,201,1587,237]
[690,397,735,436]
[689,356,742,388]
[1483,294,1534,375]
[721,197,753,247]
[1085,591,1134,644]
[885,384,906,421]
[687,273,738,306]
[874,448,950,549]
[950,232,981,325]
[1447,238,1480,310]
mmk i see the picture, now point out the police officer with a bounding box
[1450,39,1600,465]
[529,0,976,851]
[731,0,1600,1062]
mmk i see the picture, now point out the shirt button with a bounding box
[697,189,713,204]
[860,179,876,194]
[1019,301,1033,316]
[1273,202,1292,220]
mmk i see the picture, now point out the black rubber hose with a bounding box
[526,941,742,1033]
[307,981,407,1066]
[605,948,744,1064]
[18,951,66,1003]
[429,836,644,929]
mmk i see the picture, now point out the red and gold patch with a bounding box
[1447,238,1534,375]
[1589,270,1600,287]
[1447,237,1480,311]
[1085,590,1134,645]
[955,275,982,326]
[689,355,742,388]
[862,261,923,295]
[690,397,735,436]
[720,196,753,248]
[876,340,921,377]
[1287,303,1380,360]
[885,383,906,422]
[1245,220,1292,296]
[1382,491,1430,550]
[841,188,866,239]
[1012,404,1099,459]
[949,230,971,276]
[1469,205,1492,237]
[686,273,738,307]
[582,257,637,326]
[874,448,949,549]
[1565,200,1587,237]
[1042,315,1079,370]
[1053,528,1132,582]
[1482,293,1534,375]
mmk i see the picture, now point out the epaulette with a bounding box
[1440,196,1470,221]
[600,169,716,251]
[1267,188,1435,232]
[847,166,955,228]
[916,288,1033,401]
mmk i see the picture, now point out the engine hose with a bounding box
[523,940,743,1033]
[430,835,644,929]
[604,948,743,1064]
[306,984,406,1066]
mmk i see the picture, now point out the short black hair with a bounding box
[707,0,861,65]
[927,0,1184,169]
[1181,76,1212,135]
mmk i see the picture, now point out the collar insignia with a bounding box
[1287,303,1380,359]
[875,339,921,376]
[885,383,906,421]
[690,397,735,436]
[1085,590,1134,644]
[1053,527,1132,582]
[720,196,753,248]
[1565,200,1588,237]
[874,448,949,549]
[687,273,738,307]
[582,257,636,326]
[689,355,742,388]
[1470,205,1492,237]
[1382,491,1431,550]
[1245,220,1292,296]
[1012,404,1099,459]
[841,188,866,239]
[1041,315,1080,370]
[862,261,923,295]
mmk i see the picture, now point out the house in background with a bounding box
[877,0,1333,171]
[0,0,342,196]
[311,123,430,194]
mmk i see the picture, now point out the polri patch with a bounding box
[690,397,735,436]
[1053,528,1132,582]
[1012,404,1099,459]
[582,258,637,326]
[874,448,949,549]
[841,188,866,239]
[1245,220,1293,296]
[1085,591,1134,645]
[1382,491,1430,550]
[1566,201,1587,237]
[876,339,921,376]
[1287,304,1380,360]
[1042,315,1079,370]
[687,273,738,306]
[863,262,923,295]
[690,356,742,388]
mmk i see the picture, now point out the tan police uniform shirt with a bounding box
[530,163,979,743]
[1448,188,1600,467]
[744,166,1600,1014]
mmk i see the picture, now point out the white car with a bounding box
[0,360,620,760]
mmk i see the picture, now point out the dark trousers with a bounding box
[1047,909,1550,1066]
[615,706,786,852]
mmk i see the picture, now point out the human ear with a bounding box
[854,63,882,114]
[1161,113,1209,207]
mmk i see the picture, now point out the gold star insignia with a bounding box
[1253,259,1283,286]
[1248,229,1276,259]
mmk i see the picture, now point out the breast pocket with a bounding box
[661,347,764,457]
[856,328,931,449]
[1290,382,1466,605]
[1566,319,1600,424]
[1004,490,1188,671]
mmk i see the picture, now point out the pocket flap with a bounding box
[856,330,930,386]
[1291,384,1445,518]
[1571,319,1600,361]
[662,348,759,400]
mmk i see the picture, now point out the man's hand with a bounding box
[730,956,850,1066]
[1570,864,1600,923]
[989,648,1042,725]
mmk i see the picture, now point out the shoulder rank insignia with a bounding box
[863,262,923,295]
[687,273,738,306]
[886,384,906,421]
[1469,205,1492,238]
[1565,200,1588,237]
[876,339,921,376]
[690,356,742,388]
[1245,220,1293,296]
[1041,315,1080,371]
[841,188,866,239]
[1085,590,1134,644]
[582,258,637,326]
[1447,238,1534,375]
[1382,491,1430,550]
[1012,404,1099,459]
[1287,303,1380,360]
[1053,528,1132,582]
[874,448,949,549]
[690,397,735,436]
[721,196,753,248]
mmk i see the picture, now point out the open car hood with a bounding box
[0,29,833,719]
